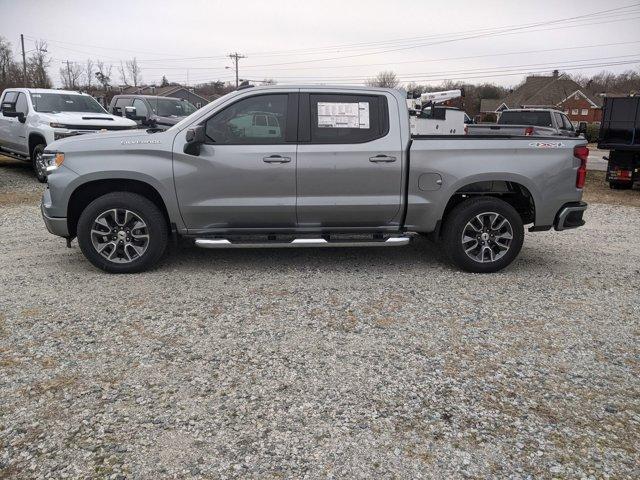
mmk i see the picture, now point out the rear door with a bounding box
[173,91,298,232]
[296,91,403,228]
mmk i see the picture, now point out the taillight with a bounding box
[464,125,468,135]
[524,127,534,136]
[574,145,589,188]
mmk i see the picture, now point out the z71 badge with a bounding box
[529,142,565,148]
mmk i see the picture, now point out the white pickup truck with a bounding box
[0,88,137,182]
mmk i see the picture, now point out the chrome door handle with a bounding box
[263,155,291,163]
[369,155,397,163]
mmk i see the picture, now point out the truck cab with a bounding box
[109,94,198,131]
[0,88,137,182]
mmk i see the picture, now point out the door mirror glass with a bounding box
[184,125,206,155]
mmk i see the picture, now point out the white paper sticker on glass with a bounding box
[317,101,370,129]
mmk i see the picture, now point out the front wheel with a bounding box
[31,143,48,183]
[77,192,168,273]
[441,197,524,273]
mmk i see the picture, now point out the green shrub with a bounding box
[584,123,601,143]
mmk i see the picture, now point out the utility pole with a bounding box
[228,52,245,88]
[20,34,27,85]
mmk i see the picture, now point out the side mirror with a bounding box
[124,106,139,120]
[17,112,26,123]
[183,125,206,155]
[1,102,18,118]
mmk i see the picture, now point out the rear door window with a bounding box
[308,94,388,144]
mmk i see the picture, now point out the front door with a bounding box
[296,92,403,228]
[173,92,298,232]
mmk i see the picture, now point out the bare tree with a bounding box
[95,60,113,96]
[118,61,128,86]
[83,59,94,88]
[59,61,83,89]
[365,71,399,88]
[24,40,51,88]
[125,57,141,87]
[0,36,20,91]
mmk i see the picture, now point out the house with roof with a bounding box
[479,71,602,124]
[119,85,210,108]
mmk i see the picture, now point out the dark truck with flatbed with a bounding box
[598,95,640,189]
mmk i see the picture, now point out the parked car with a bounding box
[597,95,640,189]
[467,108,584,137]
[0,88,137,182]
[109,94,198,130]
[41,86,588,274]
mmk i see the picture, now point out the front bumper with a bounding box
[41,189,69,237]
[554,201,587,231]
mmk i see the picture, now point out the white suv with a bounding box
[0,88,137,182]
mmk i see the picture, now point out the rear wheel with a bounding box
[31,143,47,183]
[441,197,524,273]
[77,192,168,273]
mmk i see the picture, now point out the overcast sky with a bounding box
[1,0,639,88]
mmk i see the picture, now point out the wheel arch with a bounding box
[436,177,538,236]
[28,132,47,157]
[66,179,171,238]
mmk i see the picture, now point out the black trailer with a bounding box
[598,95,640,189]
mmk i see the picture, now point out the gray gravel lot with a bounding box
[1,158,639,479]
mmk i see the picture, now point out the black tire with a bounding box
[31,143,47,183]
[77,192,168,273]
[441,197,524,273]
[609,181,631,190]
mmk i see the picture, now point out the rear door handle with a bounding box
[369,154,397,163]
[263,155,291,163]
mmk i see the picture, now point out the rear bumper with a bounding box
[41,190,69,237]
[554,201,587,231]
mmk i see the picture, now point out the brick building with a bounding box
[479,71,602,125]
[557,90,602,123]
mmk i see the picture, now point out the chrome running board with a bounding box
[195,236,410,249]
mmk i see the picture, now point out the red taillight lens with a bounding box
[524,127,534,136]
[574,145,589,188]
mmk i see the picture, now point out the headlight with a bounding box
[45,152,65,173]
[54,131,79,140]
[50,122,68,128]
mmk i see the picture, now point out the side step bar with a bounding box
[195,236,411,249]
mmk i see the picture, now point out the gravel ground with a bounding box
[1,158,639,479]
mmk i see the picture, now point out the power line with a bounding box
[25,3,640,65]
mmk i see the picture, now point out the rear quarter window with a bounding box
[499,111,553,127]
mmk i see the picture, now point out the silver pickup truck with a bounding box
[467,109,583,137]
[41,85,589,274]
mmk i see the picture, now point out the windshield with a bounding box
[30,93,106,114]
[498,111,553,127]
[147,97,197,117]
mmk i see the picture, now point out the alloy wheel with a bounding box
[90,209,150,263]
[461,211,513,263]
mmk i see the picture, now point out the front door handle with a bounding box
[369,154,397,163]
[263,155,291,163]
